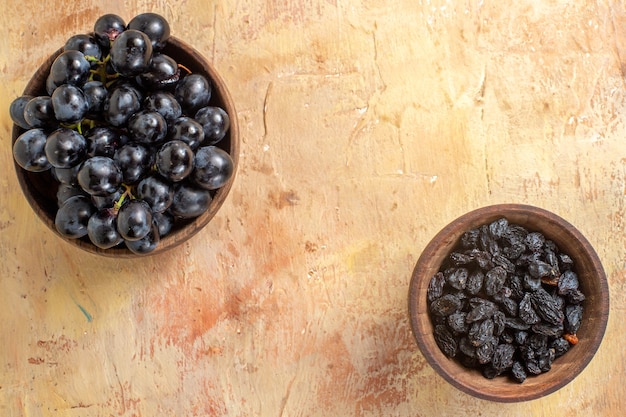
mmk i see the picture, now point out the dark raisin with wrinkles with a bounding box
[518,293,541,324]
[528,260,553,279]
[482,365,499,379]
[511,361,527,383]
[558,270,579,295]
[434,325,458,358]
[445,267,468,290]
[505,318,531,331]
[461,228,480,248]
[466,300,497,323]
[493,311,506,336]
[565,304,583,334]
[565,288,586,304]
[514,331,529,346]
[427,272,446,303]
[476,336,497,364]
[492,254,516,274]
[484,266,507,296]
[550,337,570,357]
[492,343,516,372]
[488,218,509,238]
[466,270,484,295]
[447,312,468,334]
[430,294,462,317]
[525,232,545,252]
[449,252,473,266]
[531,288,564,325]
[531,322,563,337]
[523,273,542,291]
[468,319,494,347]
[459,337,476,358]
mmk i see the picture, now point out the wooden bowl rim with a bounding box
[408,203,610,402]
[11,36,239,258]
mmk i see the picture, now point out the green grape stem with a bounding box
[113,184,135,212]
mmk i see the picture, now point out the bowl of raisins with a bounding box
[408,204,609,402]
[10,13,239,257]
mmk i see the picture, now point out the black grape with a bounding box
[55,195,95,238]
[45,128,88,168]
[174,74,211,115]
[13,128,51,172]
[116,199,153,241]
[77,156,123,196]
[109,29,153,77]
[9,95,34,129]
[195,106,230,145]
[127,12,170,50]
[170,182,212,219]
[192,146,234,190]
[87,208,123,249]
[155,140,194,182]
[51,84,89,123]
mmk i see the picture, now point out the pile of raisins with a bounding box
[427,218,585,382]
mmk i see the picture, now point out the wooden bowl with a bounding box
[11,37,239,257]
[408,204,609,402]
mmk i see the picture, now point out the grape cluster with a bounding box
[11,13,234,255]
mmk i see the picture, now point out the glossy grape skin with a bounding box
[86,126,122,158]
[57,184,87,206]
[194,106,230,145]
[109,29,153,77]
[91,187,124,210]
[94,14,126,48]
[125,218,160,254]
[138,53,179,89]
[192,146,234,190]
[47,50,91,90]
[87,208,123,249]
[116,199,153,241]
[168,117,204,150]
[51,84,89,123]
[23,96,56,128]
[64,34,103,61]
[113,143,153,184]
[83,81,108,116]
[128,110,167,145]
[52,165,80,185]
[155,140,195,182]
[104,84,142,127]
[127,12,170,50]
[153,211,174,237]
[55,195,95,238]
[13,128,51,172]
[174,74,211,115]
[45,128,88,168]
[170,182,212,218]
[144,91,182,123]
[77,156,123,196]
[136,175,173,213]
[10,95,34,129]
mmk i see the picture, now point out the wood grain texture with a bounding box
[1,1,625,416]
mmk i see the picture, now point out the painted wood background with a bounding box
[1,0,625,415]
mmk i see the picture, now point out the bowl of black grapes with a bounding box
[10,13,239,257]
[408,204,609,402]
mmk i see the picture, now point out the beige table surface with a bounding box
[1,1,625,416]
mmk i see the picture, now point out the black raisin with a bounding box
[514,331,529,346]
[505,317,531,331]
[531,288,564,325]
[528,260,554,279]
[466,300,497,323]
[449,252,473,266]
[525,232,545,252]
[511,361,527,383]
[430,293,462,317]
[468,319,494,347]
[550,337,570,357]
[461,228,480,249]
[427,272,446,303]
[444,267,468,290]
[565,288,586,304]
[434,325,458,358]
[558,270,579,295]
[518,293,541,324]
[488,218,509,239]
[492,254,516,274]
[476,336,497,364]
[466,270,484,295]
[565,304,583,334]
[482,365,500,379]
[492,343,516,373]
[484,266,507,296]
[447,312,468,334]
[531,323,564,337]
[526,359,542,375]
[493,311,506,336]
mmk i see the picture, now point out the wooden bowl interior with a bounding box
[409,204,609,402]
[11,37,239,257]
